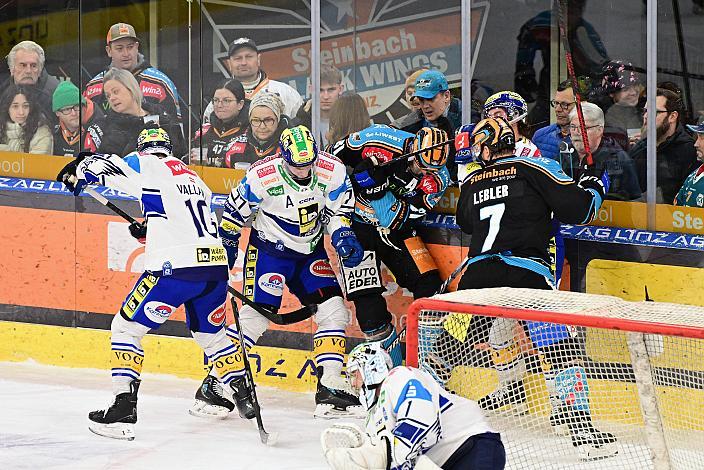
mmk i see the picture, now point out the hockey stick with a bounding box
[557,0,594,168]
[84,187,144,229]
[229,294,278,446]
[227,285,316,326]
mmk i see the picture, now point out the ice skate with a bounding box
[229,376,256,420]
[568,411,618,461]
[314,367,365,419]
[88,379,140,441]
[477,379,528,415]
[189,375,235,419]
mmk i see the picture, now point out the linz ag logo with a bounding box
[257,165,276,178]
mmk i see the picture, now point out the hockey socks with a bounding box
[365,323,403,367]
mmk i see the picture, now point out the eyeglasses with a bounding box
[550,100,576,110]
[250,117,276,127]
[213,98,238,106]
[568,124,602,132]
[58,105,80,115]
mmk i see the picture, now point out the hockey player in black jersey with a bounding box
[454,117,617,461]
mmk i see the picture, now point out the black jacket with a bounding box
[84,101,186,158]
[192,105,249,167]
[629,125,699,203]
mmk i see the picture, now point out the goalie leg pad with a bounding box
[555,365,590,413]
[110,314,150,395]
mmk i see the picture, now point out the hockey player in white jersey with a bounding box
[322,342,506,470]
[57,128,247,440]
[189,125,366,419]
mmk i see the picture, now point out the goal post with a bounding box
[406,288,704,469]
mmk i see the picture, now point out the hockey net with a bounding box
[406,288,704,470]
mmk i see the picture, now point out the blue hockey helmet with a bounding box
[483,91,528,124]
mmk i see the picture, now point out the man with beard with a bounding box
[630,88,699,203]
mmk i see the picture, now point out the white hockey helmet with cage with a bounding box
[346,342,393,410]
[483,91,528,124]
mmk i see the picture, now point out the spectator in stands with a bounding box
[51,81,103,157]
[326,92,371,146]
[402,68,428,111]
[206,38,302,121]
[83,23,182,122]
[629,88,699,204]
[191,78,248,167]
[4,41,59,119]
[674,118,704,207]
[0,84,52,154]
[532,80,575,162]
[567,102,640,200]
[224,91,287,168]
[600,61,643,144]
[295,64,343,147]
[84,68,185,157]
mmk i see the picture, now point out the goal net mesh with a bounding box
[407,288,704,470]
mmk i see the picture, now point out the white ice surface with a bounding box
[0,361,338,470]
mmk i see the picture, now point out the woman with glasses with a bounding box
[0,83,52,154]
[224,91,288,168]
[191,79,248,167]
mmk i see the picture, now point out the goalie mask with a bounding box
[137,127,172,156]
[470,117,515,164]
[409,127,449,172]
[346,342,393,410]
[279,125,318,182]
[483,91,528,124]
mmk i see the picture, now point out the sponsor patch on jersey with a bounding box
[316,159,334,171]
[208,303,227,326]
[196,247,227,263]
[143,301,175,324]
[141,83,165,99]
[298,203,319,236]
[267,185,285,196]
[227,141,246,154]
[520,147,531,157]
[165,159,197,176]
[257,165,276,178]
[310,259,335,278]
[362,146,393,163]
[258,273,285,296]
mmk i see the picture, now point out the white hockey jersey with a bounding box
[366,367,495,469]
[222,151,355,256]
[76,152,227,280]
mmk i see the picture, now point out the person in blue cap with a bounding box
[674,117,704,207]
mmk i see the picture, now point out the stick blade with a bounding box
[260,429,278,446]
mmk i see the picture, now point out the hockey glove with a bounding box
[352,159,389,201]
[128,221,147,244]
[578,167,611,200]
[218,226,241,270]
[418,173,441,195]
[454,124,475,165]
[322,423,389,470]
[332,228,364,268]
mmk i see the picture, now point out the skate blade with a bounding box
[314,404,366,420]
[88,422,135,441]
[188,400,231,419]
[260,429,279,446]
[578,443,618,461]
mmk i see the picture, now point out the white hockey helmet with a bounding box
[346,342,393,410]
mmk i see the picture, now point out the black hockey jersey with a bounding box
[457,155,601,269]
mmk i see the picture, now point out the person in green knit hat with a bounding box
[51,80,102,156]
[674,118,704,207]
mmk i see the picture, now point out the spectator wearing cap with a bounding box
[391,69,460,181]
[629,88,699,204]
[599,61,644,143]
[223,91,288,168]
[674,118,704,207]
[83,22,182,122]
[191,78,249,167]
[3,41,59,119]
[83,68,185,158]
[402,68,428,111]
[205,38,302,122]
[51,81,103,156]
[295,64,344,147]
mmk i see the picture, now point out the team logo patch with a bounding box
[165,160,196,176]
[310,259,335,278]
[143,301,175,323]
[258,273,285,296]
[257,165,276,178]
[208,303,227,326]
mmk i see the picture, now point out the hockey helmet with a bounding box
[470,117,515,162]
[346,342,393,410]
[483,91,528,124]
[279,125,318,168]
[137,127,172,156]
[409,127,449,171]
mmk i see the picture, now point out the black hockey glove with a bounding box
[56,152,97,194]
[578,167,611,199]
[128,221,147,244]
[352,158,389,200]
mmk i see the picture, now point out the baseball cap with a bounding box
[413,70,449,99]
[52,80,85,112]
[687,116,704,134]
[228,38,258,56]
[107,23,138,44]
